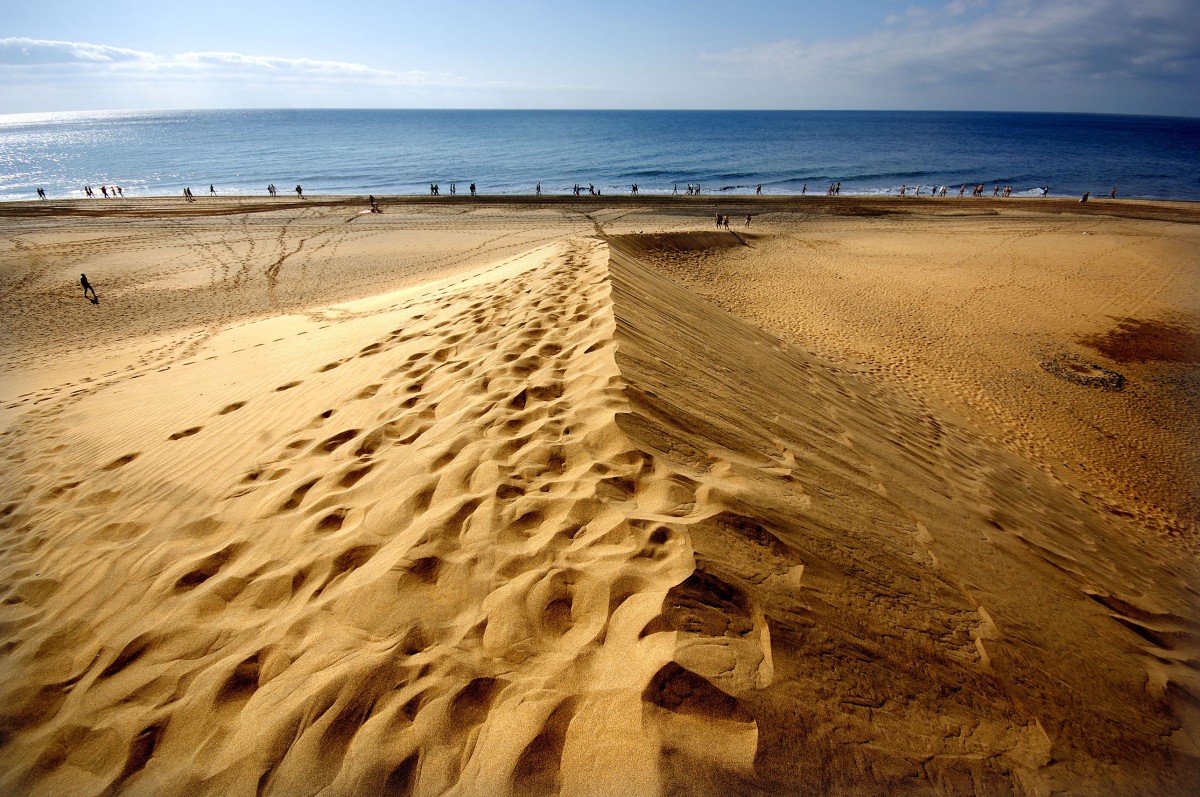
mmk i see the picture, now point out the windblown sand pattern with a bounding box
[1,198,1197,796]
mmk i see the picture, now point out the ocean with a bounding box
[1,109,1197,202]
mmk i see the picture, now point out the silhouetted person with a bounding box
[81,273,98,303]
[296,185,304,198]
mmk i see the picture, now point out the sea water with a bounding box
[1,109,1197,201]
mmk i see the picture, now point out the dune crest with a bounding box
[1,231,1197,795]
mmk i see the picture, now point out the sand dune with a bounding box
[1,198,1197,795]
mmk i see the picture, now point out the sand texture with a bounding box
[1,196,1198,796]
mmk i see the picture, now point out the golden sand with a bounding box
[1,196,1197,795]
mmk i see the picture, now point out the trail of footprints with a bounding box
[0,238,778,796]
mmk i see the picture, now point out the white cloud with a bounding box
[0,37,156,64]
[0,37,465,110]
[943,0,986,17]
[167,51,455,85]
[702,0,1200,113]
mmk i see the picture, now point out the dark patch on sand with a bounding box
[1080,317,1200,365]
[1041,354,1125,391]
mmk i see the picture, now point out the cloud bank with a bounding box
[0,37,466,111]
[703,0,1200,115]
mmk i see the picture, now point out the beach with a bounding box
[1,195,1198,795]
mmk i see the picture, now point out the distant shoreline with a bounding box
[4,194,1198,224]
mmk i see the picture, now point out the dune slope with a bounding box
[0,235,1197,796]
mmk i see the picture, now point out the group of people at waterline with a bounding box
[41,185,126,199]
[36,181,1118,202]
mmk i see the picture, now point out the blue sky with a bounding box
[2,0,1197,116]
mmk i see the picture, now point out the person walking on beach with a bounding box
[802,183,807,195]
[1109,186,1117,199]
[756,183,762,195]
[722,214,730,230]
[1080,192,1089,203]
[745,214,752,227]
[81,273,98,303]
[715,213,722,229]
[296,185,304,198]
[36,188,46,200]
[470,183,476,197]
[210,184,216,196]
[536,182,541,196]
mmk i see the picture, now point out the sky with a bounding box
[2,0,1197,116]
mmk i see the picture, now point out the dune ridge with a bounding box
[1,228,1197,795]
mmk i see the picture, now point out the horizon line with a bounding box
[3,107,1198,122]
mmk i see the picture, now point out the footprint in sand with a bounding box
[314,429,360,454]
[168,426,202,441]
[102,453,140,471]
[338,464,374,488]
[279,478,319,511]
[218,401,247,415]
